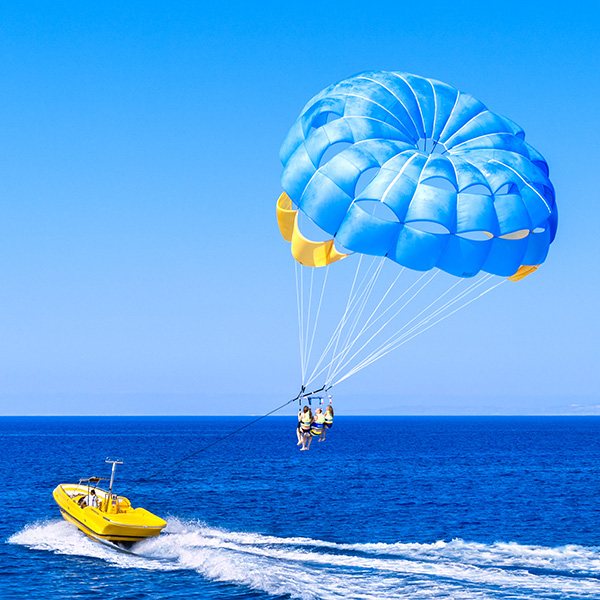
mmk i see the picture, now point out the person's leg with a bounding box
[307,433,313,450]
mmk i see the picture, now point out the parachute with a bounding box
[277,71,557,392]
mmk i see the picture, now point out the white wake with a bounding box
[9,518,600,599]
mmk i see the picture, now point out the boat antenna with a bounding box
[106,458,123,496]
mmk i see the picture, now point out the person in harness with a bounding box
[299,406,313,451]
[304,408,325,450]
[322,405,334,440]
[297,406,307,445]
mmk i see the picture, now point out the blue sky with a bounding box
[0,2,598,415]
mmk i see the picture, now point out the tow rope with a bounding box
[121,385,327,495]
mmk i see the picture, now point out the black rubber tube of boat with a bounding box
[120,385,327,496]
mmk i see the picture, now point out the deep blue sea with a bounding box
[2,416,600,599]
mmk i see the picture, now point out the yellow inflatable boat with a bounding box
[53,459,166,547]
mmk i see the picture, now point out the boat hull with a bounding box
[53,484,166,544]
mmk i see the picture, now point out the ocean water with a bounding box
[2,416,600,599]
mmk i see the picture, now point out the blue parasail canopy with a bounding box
[278,71,557,279]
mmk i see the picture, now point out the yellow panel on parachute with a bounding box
[277,193,350,267]
[276,192,296,242]
[508,265,539,282]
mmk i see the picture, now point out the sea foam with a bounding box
[9,518,600,599]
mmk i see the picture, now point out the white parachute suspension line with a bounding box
[304,254,366,386]
[335,276,504,386]
[316,268,431,389]
[306,255,383,388]
[294,261,306,384]
[324,269,439,387]
[332,265,407,366]
[333,278,488,386]
[338,267,431,358]
[332,274,492,385]
[303,265,330,383]
[331,257,387,363]
[323,256,387,385]
[322,265,427,384]
[362,265,406,330]
[333,276,505,387]
[301,266,316,383]
[331,274,484,384]
[375,274,496,359]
